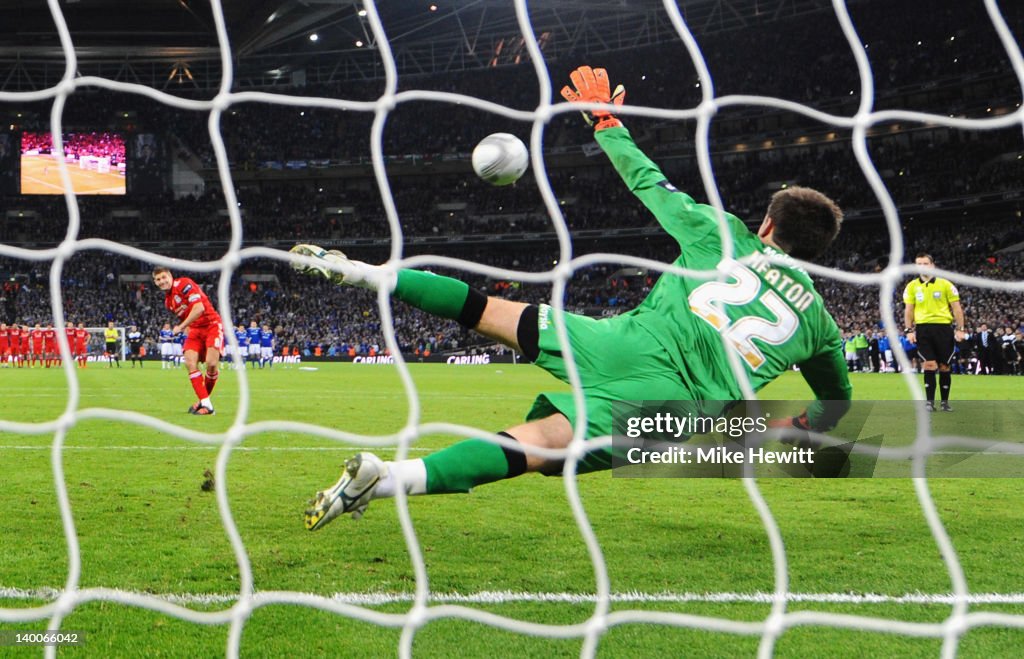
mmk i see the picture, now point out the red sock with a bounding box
[205,372,218,395]
[189,370,209,400]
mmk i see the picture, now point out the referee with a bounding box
[127,324,144,368]
[903,253,965,411]
[103,321,120,368]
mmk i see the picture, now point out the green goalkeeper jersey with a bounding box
[595,127,852,425]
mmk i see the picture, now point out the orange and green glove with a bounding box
[560,65,625,130]
[768,410,813,449]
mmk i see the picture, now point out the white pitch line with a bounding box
[21,175,66,192]
[3,587,1024,607]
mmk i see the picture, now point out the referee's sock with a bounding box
[923,370,937,402]
[939,371,951,402]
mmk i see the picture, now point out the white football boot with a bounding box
[289,244,376,288]
[304,452,386,530]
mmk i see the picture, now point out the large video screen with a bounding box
[20,131,127,195]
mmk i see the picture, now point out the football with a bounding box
[471,133,529,186]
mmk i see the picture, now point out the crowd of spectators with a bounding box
[176,0,1020,165]
[19,132,125,164]
[1,121,1020,247]
[4,0,1019,169]
[1,209,1022,362]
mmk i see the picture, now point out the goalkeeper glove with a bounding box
[560,66,625,131]
[768,410,813,449]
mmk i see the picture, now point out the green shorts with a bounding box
[526,304,693,473]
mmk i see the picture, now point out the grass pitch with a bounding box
[1,363,1023,657]
[19,155,126,195]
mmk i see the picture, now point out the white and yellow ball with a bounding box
[471,133,529,186]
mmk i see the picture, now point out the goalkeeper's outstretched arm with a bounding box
[795,334,854,432]
[561,66,711,240]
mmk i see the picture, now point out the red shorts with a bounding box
[184,321,224,358]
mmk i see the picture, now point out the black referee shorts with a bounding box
[915,324,955,364]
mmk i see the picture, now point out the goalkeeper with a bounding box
[291,66,853,530]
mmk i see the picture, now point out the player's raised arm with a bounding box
[560,66,705,237]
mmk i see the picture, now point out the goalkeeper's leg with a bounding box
[290,244,530,353]
[304,413,571,530]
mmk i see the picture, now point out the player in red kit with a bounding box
[75,322,90,367]
[18,325,30,367]
[152,267,223,415]
[42,324,57,367]
[64,322,76,366]
[29,323,43,367]
[9,324,23,367]
[0,323,9,367]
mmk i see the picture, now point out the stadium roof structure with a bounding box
[0,0,833,91]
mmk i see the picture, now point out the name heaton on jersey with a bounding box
[746,251,816,313]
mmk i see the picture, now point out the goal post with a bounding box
[83,326,126,363]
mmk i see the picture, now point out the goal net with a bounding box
[83,326,127,363]
[1,0,1023,656]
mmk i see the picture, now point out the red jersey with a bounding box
[42,328,56,346]
[0,329,8,351]
[9,327,22,353]
[20,329,30,351]
[29,329,43,347]
[75,328,89,348]
[65,327,76,344]
[165,277,220,328]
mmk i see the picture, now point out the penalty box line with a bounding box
[3,587,1024,607]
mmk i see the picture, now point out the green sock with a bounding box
[423,439,511,494]
[394,270,469,321]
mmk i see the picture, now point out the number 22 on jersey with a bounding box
[688,263,800,370]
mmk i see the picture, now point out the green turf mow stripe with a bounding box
[4,587,1024,607]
